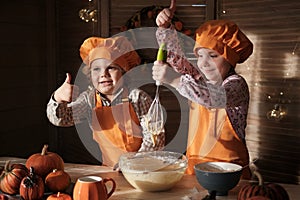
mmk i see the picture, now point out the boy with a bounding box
[47,36,165,167]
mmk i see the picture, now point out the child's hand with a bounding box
[156,0,176,28]
[152,60,181,88]
[54,73,79,103]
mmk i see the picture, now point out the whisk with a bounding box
[146,43,167,146]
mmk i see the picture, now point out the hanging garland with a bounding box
[120,5,192,36]
[120,5,193,63]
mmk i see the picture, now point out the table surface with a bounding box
[1,157,299,200]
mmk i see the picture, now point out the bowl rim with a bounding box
[119,150,187,173]
[194,161,243,173]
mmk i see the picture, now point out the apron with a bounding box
[186,102,251,179]
[92,91,143,167]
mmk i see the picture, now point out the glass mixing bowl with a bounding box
[119,151,187,192]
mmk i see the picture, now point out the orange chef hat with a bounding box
[194,20,253,67]
[79,36,141,73]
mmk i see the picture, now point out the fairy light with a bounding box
[220,0,227,15]
[265,41,298,121]
[79,0,97,23]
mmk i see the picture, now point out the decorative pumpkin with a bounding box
[238,171,290,200]
[0,160,29,195]
[26,144,64,179]
[47,192,72,200]
[45,169,71,192]
[20,167,45,200]
[0,194,8,200]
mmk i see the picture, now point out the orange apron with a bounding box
[92,92,142,167]
[186,102,251,179]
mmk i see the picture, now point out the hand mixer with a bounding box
[146,43,167,146]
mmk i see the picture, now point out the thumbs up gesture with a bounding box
[156,0,176,28]
[54,73,79,103]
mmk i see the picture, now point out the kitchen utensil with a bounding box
[146,43,167,146]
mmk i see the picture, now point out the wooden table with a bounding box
[1,157,299,199]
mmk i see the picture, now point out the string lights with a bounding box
[265,41,298,121]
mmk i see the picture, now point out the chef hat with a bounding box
[194,20,253,67]
[79,36,141,73]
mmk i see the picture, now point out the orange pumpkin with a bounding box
[20,167,45,200]
[26,144,64,179]
[45,169,71,192]
[238,171,290,200]
[47,192,72,200]
[0,161,29,195]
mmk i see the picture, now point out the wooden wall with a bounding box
[218,0,300,184]
[0,0,49,157]
[51,0,102,164]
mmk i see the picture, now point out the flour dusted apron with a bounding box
[92,92,142,167]
[186,102,251,179]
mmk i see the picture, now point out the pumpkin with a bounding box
[26,144,64,179]
[20,167,45,200]
[45,169,71,192]
[0,160,29,195]
[238,171,290,200]
[47,192,72,200]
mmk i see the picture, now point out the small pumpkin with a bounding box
[26,144,64,179]
[238,171,290,200]
[20,167,45,200]
[0,160,29,195]
[47,192,72,200]
[45,169,71,192]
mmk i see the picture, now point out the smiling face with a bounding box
[90,58,124,97]
[196,48,231,84]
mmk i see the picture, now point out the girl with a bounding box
[153,3,253,178]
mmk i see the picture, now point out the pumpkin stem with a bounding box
[253,170,264,186]
[4,160,11,171]
[41,144,49,156]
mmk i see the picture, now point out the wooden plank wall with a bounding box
[0,0,50,157]
[53,0,102,164]
[218,0,300,184]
